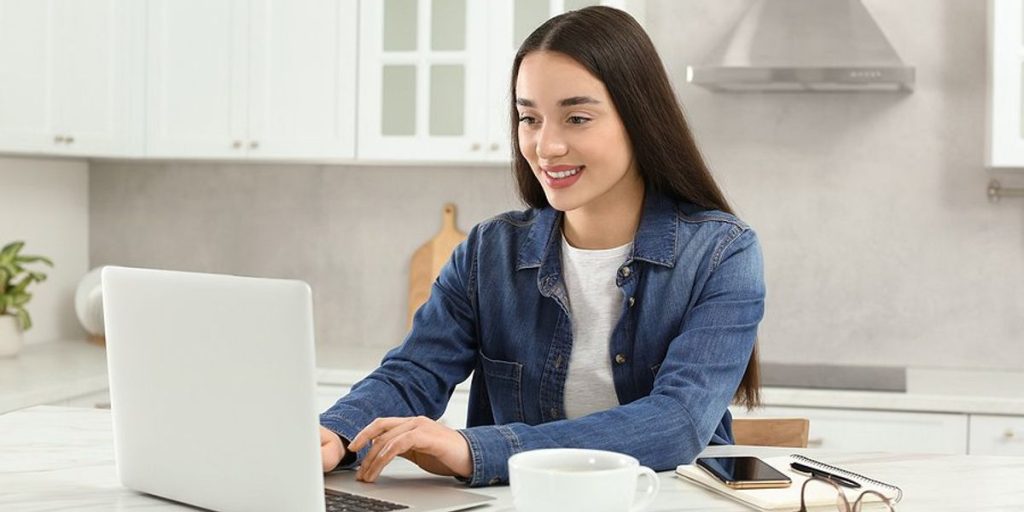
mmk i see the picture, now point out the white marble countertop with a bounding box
[2,406,1023,511]
[0,339,110,414]
[4,339,1024,416]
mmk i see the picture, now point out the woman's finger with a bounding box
[349,417,412,452]
[356,419,423,479]
[362,430,424,483]
[319,428,342,473]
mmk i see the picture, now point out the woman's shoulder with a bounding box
[483,207,544,228]
[469,206,552,236]
[673,200,751,232]
[668,200,761,270]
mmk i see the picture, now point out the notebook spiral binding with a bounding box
[790,454,904,503]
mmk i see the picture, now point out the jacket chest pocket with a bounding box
[479,352,525,424]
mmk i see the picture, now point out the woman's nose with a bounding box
[536,125,568,160]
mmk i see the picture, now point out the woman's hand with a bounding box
[349,416,472,483]
[320,426,347,473]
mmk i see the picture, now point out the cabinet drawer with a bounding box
[731,406,968,454]
[969,414,1024,456]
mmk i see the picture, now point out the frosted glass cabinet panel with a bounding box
[359,0,488,161]
[359,0,642,163]
[382,66,418,136]
[988,0,1024,168]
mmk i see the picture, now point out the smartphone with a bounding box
[695,456,792,489]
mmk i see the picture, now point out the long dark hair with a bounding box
[509,6,760,409]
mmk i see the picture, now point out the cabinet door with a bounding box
[358,0,489,162]
[969,414,1024,456]
[731,405,969,454]
[146,0,249,158]
[988,0,1024,167]
[247,0,356,160]
[0,0,57,154]
[52,0,144,157]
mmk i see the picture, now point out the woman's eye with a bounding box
[518,115,537,125]
[568,116,591,125]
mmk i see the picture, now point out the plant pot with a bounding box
[0,315,23,358]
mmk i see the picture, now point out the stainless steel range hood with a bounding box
[686,0,915,92]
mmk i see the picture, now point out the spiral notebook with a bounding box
[675,454,903,511]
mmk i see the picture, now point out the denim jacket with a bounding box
[320,190,765,487]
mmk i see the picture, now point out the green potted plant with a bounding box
[0,241,54,357]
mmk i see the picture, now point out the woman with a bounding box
[319,6,764,487]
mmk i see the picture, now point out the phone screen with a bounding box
[695,456,792,488]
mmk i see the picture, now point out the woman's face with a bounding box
[515,51,641,213]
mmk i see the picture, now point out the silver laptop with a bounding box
[102,266,494,512]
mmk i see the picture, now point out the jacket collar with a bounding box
[516,190,679,272]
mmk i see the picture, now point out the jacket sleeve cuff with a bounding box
[457,425,523,487]
[320,411,373,471]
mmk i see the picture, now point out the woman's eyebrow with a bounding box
[515,96,601,108]
[558,96,600,107]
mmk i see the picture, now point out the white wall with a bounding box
[0,157,89,344]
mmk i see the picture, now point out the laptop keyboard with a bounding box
[325,490,409,511]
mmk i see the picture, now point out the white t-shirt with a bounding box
[560,233,633,420]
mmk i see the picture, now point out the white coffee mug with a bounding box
[508,448,660,512]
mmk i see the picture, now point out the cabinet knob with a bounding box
[489,143,499,151]
[470,143,481,151]
[66,135,74,144]
[54,135,65,144]
[232,140,242,149]
[1005,429,1018,440]
[807,437,824,447]
[249,140,259,149]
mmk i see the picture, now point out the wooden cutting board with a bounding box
[408,203,467,328]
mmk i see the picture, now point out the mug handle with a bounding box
[630,466,660,512]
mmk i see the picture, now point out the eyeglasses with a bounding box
[798,476,896,512]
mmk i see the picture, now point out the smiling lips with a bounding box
[541,165,585,189]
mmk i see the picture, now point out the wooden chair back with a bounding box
[732,417,810,448]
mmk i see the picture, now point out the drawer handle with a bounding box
[1005,429,1020,440]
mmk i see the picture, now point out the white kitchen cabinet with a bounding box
[968,414,1024,456]
[987,0,1024,168]
[731,405,969,455]
[246,0,357,160]
[0,0,144,157]
[146,0,356,160]
[357,0,642,163]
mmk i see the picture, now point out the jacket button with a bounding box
[619,266,632,278]
[550,407,558,417]
[615,353,627,365]
[628,297,636,307]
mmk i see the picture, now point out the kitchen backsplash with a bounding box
[89,162,522,358]
[1,157,89,344]
[87,0,1024,371]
